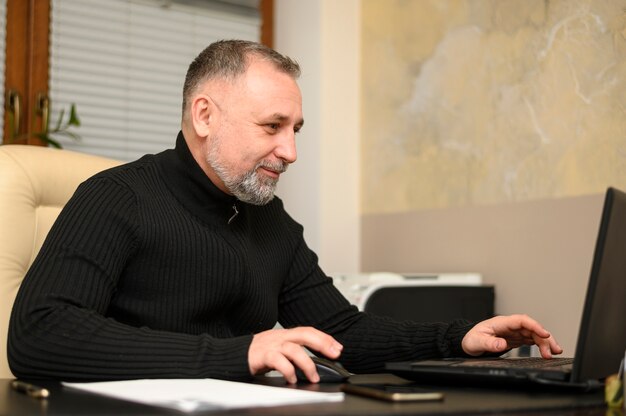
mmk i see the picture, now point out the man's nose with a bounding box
[274,131,297,164]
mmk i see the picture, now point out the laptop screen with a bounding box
[573,187,626,382]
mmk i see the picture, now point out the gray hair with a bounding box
[182,39,301,117]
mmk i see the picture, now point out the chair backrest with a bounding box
[0,145,121,378]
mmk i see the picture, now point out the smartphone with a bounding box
[341,383,444,402]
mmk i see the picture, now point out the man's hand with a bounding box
[248,327,343,384]
[461,314,563,358]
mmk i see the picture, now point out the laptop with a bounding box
[386,187,626,391]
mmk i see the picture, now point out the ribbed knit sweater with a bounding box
[8,132,474,381]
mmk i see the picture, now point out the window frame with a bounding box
[2,0,273,146]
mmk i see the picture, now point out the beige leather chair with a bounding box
[0,145,121,378]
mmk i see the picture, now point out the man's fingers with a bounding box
[287,327,343,359]
[507,316,563,358]
[531,332,563,359]
[254,343,319,384]
[248,327,342,383]
[267,351,298,384]
[463,333,507,356]
[515,315,551,339]
[491,337,508,352]
[462,315,563,358]
[550,337,563,354]
[281,342,319,383]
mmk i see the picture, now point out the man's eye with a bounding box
[268,124,279,130]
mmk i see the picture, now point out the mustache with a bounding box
[257,160,288,174]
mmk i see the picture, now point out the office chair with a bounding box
[0,145,120,378]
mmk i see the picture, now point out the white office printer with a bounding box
[332,272,482,310]
[332,272,493,323]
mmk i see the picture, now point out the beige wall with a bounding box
[362,193,605,354]
[274,1,624,353]
[361,0,626,214]
[358,0,625,354]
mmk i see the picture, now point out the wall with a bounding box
[274,0,624,354]
[360,0,625,354]
[274,0,361,274]
[362,0,626,213]
[362,193,605,354]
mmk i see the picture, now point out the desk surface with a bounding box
[0,375,607,416]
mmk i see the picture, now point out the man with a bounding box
[8,40,561,383]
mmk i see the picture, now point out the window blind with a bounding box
[49,0,260,161]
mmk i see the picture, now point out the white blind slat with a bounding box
[50,0,261,161]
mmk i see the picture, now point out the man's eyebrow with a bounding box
[266,113,304,128]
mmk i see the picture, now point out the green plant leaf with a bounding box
[46,137,63,149]
[54,108,65,131]
[68,104,81,127]
[9,102,82,149]
[61,131,82,142]
[34,132,62,149]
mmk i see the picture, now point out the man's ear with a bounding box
[190,94,216,138]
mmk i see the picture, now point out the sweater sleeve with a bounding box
[277,214,474,374]
[8,177,252,381]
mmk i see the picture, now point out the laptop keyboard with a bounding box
[462,357,575,369]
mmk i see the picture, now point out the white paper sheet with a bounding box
[63,378,344,412]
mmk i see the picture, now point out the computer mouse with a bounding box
[295,356,351,383]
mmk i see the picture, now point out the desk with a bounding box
[0,375,607,416]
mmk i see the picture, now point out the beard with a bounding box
[206,137,288,206]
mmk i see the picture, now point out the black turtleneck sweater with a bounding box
[8,132,473,380]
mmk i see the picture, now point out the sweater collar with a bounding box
[158,131,239,224]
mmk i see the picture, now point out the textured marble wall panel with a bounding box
[362,0,626,214]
